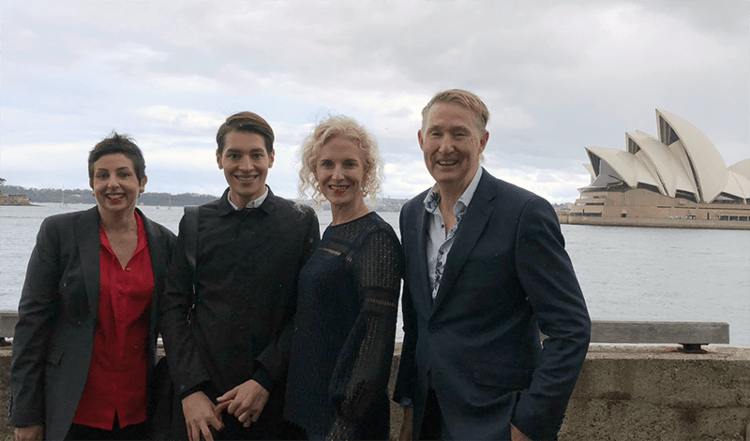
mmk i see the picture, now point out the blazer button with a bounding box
[429,325,438,333]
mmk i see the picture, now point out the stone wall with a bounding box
[558,345,750,441]
[1,344,749,440]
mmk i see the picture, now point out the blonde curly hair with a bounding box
[298,115,383,206]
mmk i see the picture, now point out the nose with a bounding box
[437,136,454,154]
[238,155,254,171]
[331,165,344,180]
[106,174,120,188]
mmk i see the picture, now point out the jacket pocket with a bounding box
[472,363,533,389]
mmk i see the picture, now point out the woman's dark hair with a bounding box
[87,131,146,183]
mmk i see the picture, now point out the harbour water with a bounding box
[1,203,748,346]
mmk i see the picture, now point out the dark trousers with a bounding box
[419,389,451,441]
[65,415,147,440]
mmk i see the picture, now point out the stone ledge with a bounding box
[590,320,730,345]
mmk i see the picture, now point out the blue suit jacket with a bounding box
[393,169,591,441]
[9,206,176,440]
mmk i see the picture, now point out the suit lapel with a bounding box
[76,207,102,317]
[140,209,166,342]
[413,199,433,313]
[140,209,167,288]
[432,172,496,312]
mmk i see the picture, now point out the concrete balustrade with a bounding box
[0,312,732,350]
[0,313,17,342]
[590,320,729,352]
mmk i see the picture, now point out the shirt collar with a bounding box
[423,166,484,216]
[228,186,269,210]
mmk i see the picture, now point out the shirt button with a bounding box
[126,267,131,272]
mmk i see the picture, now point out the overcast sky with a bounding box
[2,1,748,203]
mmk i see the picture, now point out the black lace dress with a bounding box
[284,212,403,440]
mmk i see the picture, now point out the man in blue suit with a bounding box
[393,89,591,441]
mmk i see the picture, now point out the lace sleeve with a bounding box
[326,227,403,439]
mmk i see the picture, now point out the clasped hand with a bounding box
[182,380,269,441]
[182,391,224,441]
[215,379,270,429]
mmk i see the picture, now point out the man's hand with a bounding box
[14,425,43,441]
[182,391,224,441]
[215,379,269,428]
[511,423,532,441]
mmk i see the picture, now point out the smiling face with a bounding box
[217,130,275,208]
[313,136,367,211]
[90,152,147,216]
[419,101,488,194]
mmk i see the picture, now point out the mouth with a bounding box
[106,193,125,203]
[437,160,458,166]
[234,175,257,182]
[329,185,348,195]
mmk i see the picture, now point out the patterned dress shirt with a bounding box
[424,167,483,300]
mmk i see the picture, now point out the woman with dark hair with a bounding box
[9,132,176,440]
[284,116,403,440]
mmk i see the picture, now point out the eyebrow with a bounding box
[428,123,470,132]
[95,166,132,172]
[320,157,359,162]
[225,147,265,154]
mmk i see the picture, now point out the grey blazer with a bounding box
[9,206,175,440]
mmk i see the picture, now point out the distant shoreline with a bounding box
[1,185,573,213]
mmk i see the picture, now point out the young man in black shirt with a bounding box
[160,112,320,441]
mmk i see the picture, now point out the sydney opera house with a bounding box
[564,109,750,230]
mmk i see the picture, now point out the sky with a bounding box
[2,1,748,203]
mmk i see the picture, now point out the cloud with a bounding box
[135,106,225,135]
[1,0,747,204]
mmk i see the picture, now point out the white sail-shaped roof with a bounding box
[729,159,750,181]
[586,147,662,191]
[723,171,750,199]
[627,131,697,198]
[583,163,596,181]
[656,109,728,203]
[724,159,750,200]
[582,109,747,205]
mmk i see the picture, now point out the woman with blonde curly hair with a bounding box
[284,116,403,440]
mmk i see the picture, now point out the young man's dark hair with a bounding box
[215,111,275,155]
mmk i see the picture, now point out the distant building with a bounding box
[564,109,750,230]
